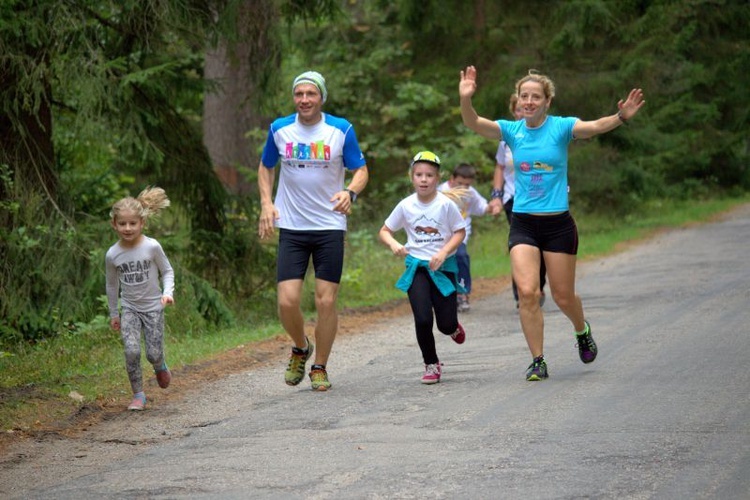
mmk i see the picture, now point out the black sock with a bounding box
[292,340,309,355]
[311,364,326,371]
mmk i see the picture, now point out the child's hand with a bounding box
[162,295,174,307]
[390,242,407,258]
[110,317,121,331]
[429,252,447,271]
[488,198,503,216]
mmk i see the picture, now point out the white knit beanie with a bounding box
[292,71,328,103]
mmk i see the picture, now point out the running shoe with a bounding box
[526,356,548,381]
[575,321,598,364]
[450,323,466,344]
[421,363,442,384]
[309,368,331,391]
[155,364,171,389]
[457,294,471,313]
[127,393,146,411]
[285,338,314,386]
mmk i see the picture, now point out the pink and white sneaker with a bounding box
[421,363,442,384]
[127,393,146,411]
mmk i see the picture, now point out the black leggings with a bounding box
[407,267,459,365]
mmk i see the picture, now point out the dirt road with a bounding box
[2,205,749,499]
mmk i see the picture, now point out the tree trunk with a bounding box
[203,0,279,196]
[0,64,58,213]
[0,56,63,227]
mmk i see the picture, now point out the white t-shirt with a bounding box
[383,192,466,261]
[105,236,175,317]
[260,113,367,231]
[494,141,515,204]
[437,181,488,244]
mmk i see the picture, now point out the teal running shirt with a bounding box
[498,116,577,213]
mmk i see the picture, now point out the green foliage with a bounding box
[186,203,278,323]
[177,270,236,329]
[0,183,103,343]
[339,227,405,308]
[0,0,233,343]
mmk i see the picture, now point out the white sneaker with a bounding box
[457,294,471,313]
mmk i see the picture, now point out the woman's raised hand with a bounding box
[617,88,645,121]
[459,65,478,99]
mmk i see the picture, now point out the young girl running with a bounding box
[379,151,467,384]
[106,186,175,410]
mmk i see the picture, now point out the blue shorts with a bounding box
[277,229,345,283]
[508,211,579,255]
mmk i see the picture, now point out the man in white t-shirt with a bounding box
[258,71,369,392]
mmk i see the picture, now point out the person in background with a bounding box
[379,151,467,385]
[459,65,644,381]
[258,70,369,392]
[491,93,547,309]
[438,163,492,312]
[106,186,175,411]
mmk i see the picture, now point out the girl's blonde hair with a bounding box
[441,187,469,213]
[515,69,556,100]
[109,186,170,221]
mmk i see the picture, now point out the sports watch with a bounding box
[346,189,358,204]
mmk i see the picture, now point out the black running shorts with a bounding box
[508,211,579,255]
[277,229,346,283]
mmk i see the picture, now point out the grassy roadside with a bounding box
[1,196,748,432]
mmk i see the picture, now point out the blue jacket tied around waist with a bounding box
[395,254,464,296]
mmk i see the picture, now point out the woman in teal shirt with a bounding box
[459,65,645,381]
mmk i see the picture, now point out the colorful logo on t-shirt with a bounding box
[519,161,532,172]
[533,161,553,172]
[285,141,331,161]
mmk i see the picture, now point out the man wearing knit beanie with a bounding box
[292,71,328,104]
[257,70,369,392]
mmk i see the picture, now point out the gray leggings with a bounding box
[120,308,165,394]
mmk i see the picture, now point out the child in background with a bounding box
[438,163,493,312]
[106,186,175,411]
[379,151,467,384]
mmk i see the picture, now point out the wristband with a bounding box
[491,188,504,200]
[617,110,628,125]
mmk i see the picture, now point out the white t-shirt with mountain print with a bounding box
[383,192,466,261]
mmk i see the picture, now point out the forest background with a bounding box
[1,0,749,417]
